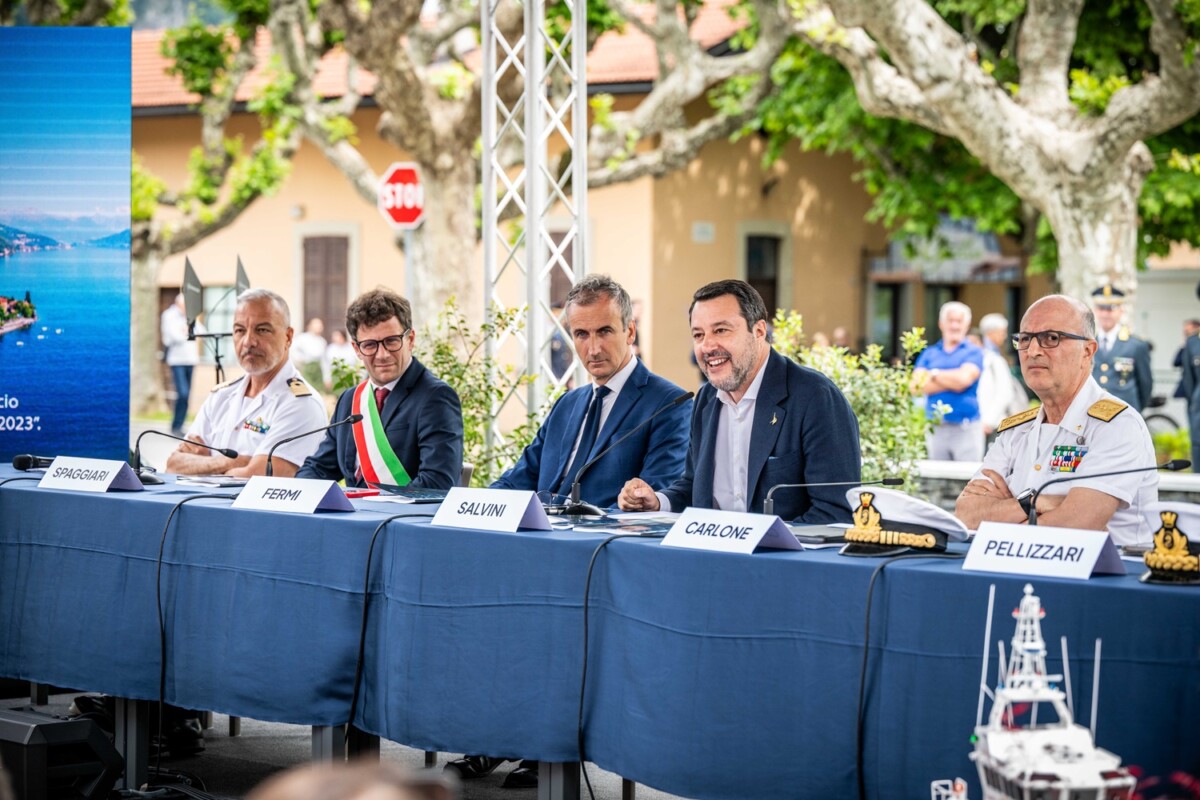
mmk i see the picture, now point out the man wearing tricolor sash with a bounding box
[297,288,463,489]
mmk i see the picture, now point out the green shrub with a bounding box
[1152,427,1190,464]
[772,310,931,489]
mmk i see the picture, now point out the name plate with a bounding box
[38,457,143,493]
[963,522,1125,580]
[430,487,551,532]
[232,477,354,514]
[661,507,802,554]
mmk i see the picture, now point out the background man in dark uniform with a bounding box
[1090,284,1152,412]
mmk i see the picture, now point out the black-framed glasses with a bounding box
[1011,330,1092,350]
[354,330,409,355]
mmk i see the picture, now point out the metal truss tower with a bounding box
[481,0,588,456]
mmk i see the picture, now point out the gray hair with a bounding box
[978,313,1009,334]
[939,300,972,324]
[236,288,291,328]
[565,274,633,329]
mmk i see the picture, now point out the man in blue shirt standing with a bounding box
[913,300,985,461]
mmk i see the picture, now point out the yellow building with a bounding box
[133,20,1045,407]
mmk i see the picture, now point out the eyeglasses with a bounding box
[1095,304,1119,312]
[354,330,409,355]
[1011,330,1092,350]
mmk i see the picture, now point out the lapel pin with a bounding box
[771,413,778,426]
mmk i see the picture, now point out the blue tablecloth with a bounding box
[2,469,1198,800]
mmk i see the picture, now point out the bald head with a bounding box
[1022,295,1095,341]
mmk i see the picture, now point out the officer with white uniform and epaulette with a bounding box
[1090,284,1152,412]
[166,288,328,478]
[956,294,1158,548]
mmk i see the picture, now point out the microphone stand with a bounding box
[763,477,904,516]
[558,391,694,517]
[131,429,239,485]
[1027,458,1190,525]
[265,414,363,477]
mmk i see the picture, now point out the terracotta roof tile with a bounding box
[133,2,741,108]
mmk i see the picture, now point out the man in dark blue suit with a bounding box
[491,275,691,508]
[445,275,690,789]
[296,288,462,489]
[619,279,860,522]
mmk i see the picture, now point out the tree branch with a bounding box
[1014,0,1083,121]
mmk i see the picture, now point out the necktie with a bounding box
[558,385,611,497]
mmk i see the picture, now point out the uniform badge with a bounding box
[1049,444,1087,472]
[1114,357,1134,374]
[243,416,270,434]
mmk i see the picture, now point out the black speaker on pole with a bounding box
[0,707,123,800]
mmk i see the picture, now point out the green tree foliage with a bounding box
[750,0,1200,269]
[773,309,931,488]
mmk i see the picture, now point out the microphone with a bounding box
[763,477,904,516]
[265,413,363,477]
[131,429,239,485]
[12,454,55,471]
[1027,458,1189,525]
[560,390,694,517]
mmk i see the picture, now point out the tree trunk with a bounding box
[1038,143,1152,303]
[130,249,165,417]
[407,157,480,327]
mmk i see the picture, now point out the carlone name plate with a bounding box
[661,507,803,554]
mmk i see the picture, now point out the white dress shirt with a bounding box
[657,354,768,513]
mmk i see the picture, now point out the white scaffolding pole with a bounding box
[481,0,587,458]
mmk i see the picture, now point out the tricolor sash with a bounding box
[351,381,412,486]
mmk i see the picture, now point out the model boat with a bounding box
[970,584,1135,800]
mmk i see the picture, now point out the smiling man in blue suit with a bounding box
[619,279,860,522]
[445,275,690,790]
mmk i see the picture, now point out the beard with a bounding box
[703,346,757,393]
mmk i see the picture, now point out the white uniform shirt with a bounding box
[186,360,329,468]
[974,376,1158,546]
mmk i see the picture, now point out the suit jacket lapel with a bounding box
[380,359,423,428]
[591,362,645,454]
[746,350,787,501]
[550,387,593,483]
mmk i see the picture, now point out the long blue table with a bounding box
[2,469,1198,799]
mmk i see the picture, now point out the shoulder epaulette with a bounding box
[1088,398,1128,422]
[210,375,245,393]
[997,407,1038,433]
[287,377,313,398]
[993,410,1041,434]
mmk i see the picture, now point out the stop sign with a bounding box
[377,162,425,230]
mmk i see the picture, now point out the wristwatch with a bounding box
[1016,488,1035,518]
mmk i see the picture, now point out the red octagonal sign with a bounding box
[377,162,425,230]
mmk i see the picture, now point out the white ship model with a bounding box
[969,584,1135,800]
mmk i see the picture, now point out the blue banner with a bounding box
[0,28,131,461]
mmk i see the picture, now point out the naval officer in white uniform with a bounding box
[955,294,1158,547]
[166,288,328,477]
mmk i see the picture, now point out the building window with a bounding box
[746,234,782,319]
